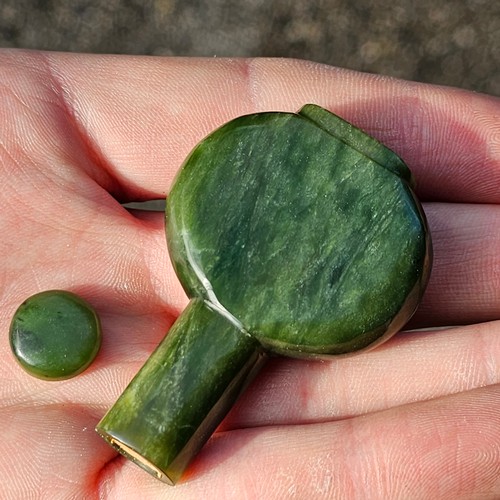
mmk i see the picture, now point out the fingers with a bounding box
[0,403,115,498]
[4,51,498,203]
[15,318,497,433]
[206,386,500,500]
[414,201,500,327]
[6,368,499,499]
[221,321,500,430]
[101,385,500,499]
[3,50,500,325]
[22,51,500,203]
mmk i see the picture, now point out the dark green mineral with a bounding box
[10,290,101,380]
[96,104,432,484]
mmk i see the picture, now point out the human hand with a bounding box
[1,51,499,499]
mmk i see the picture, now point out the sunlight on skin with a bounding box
[1,50,500,498]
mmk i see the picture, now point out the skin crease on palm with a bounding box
[1,50,500,500]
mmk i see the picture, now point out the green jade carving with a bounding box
[96,104,432,485]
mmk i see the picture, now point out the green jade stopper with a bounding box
[96,104,432,484]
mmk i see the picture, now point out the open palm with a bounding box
[1,51,500,499]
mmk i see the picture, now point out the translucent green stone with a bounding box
[97,105,432,484]
[167,104,431,356]
[10,290,101,380]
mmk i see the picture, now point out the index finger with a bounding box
[3,50,498,203]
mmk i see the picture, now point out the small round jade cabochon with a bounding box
[9,290,102,380]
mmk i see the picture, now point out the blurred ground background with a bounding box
[0,0,499,96]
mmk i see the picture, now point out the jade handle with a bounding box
[96,299,266,484]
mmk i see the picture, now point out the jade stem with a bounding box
[96,298,266,485]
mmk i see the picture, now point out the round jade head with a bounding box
[166,104,431,357]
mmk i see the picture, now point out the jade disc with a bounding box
[166,104,431,357]
[10,290,102,380]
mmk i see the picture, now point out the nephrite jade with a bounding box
[10,290,101,380]
[96,104,432,485]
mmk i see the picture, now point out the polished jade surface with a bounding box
[167,104,430,355]
[97,298,265,484]
[97,104,431,484]
[10,290,101,380]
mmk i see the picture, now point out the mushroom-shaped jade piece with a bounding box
[96,104,432,484]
